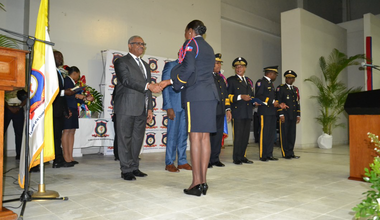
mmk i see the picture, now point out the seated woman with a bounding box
[62,66,94,165]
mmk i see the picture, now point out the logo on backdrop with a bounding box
[145,132,156,147]
[110,72,117,88]
[161,132,167,147]
[149,57,159,73]
[161,115,168,128]
[147,114,157,129]
[92,119,109,137]
[111,52,124,68]
[152,95,157,110]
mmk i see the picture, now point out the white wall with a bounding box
[364,13,380,90]
[2,0,222,155]
[282,8,348,148]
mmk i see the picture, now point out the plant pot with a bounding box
[317,133,333,149]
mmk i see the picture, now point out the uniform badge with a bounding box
[277,87,280,91]
[257,82,261,87]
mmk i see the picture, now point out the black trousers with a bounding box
[4,107,24,159]
[279,115,297,157]
[232,118,251,161]
[53,115,65,163]
[259,115,276,159]
[210,114,224,164]
[253,112,260,143]
[117,113,146,173]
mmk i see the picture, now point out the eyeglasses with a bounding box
[130,42,147,47]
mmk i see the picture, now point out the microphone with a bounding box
[360,62,380,71]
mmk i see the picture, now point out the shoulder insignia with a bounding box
[256,82,261,87]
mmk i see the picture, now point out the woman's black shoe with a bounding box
[184,184,202,196]
[202,183,208,195]
[71,161,79,164]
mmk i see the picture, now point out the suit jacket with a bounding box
[214,72,230,116]
[227,75,254,119]
[162,60,183,112]
[64,76,83,109]
[53,70,69,117]
[114,53,152,116]
[276,84,300,120]
[255,76,276,116]
[171,36,219,106]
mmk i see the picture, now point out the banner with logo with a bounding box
[74,118,114,148]
[102,50,173,152]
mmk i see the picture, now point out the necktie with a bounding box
[136,58,146,79]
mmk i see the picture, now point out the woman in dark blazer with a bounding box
[62,66,93,165]
[162,20,219,196]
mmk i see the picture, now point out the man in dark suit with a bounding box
[276,70,301,159]
[209,53,231,168]
[52,50,75,168]
[255,66,287,162]
[162,60,192,172]
[227,57,255,165]
[114,35,161,181]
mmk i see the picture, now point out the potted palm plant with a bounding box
[305,48,363,149]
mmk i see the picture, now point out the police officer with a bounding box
[255,66,287,162]
[227,57,255,165]
[209,53,231,168]
[276,70,300,159]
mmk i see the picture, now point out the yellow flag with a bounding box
[19,0,58,188]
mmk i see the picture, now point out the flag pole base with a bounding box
[31,184,59,199]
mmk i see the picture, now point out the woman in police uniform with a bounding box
[163,20,219,196]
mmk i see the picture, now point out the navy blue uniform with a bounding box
[227,75,254,162]
[171,36,219,133]
[255,77,277,159]
[276,84,300,157]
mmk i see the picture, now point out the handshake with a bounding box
[147,79,172,93]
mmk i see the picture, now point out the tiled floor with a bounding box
[3,144,369,220]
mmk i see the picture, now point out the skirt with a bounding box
[185,100,217,133]
[64,108,79,130]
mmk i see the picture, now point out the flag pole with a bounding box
[31,149,60,198]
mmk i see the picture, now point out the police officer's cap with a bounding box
[284,70,297,78]
[232,57,247,67]
[215,53,223,63]
[263,66,278,73]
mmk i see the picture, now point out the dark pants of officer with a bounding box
[253,112,260,143]
[279,115,297,157]
[232,118,251,161]
[4,107,24,160]
[259,115,276,159]
[53,114,65,163]
[210,114,224,164]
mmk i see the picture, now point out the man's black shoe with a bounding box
[291,155,300,159]
[121,172,136,181]
[267,157,278,161]
[283,156,292,159]
[132,169,147,177]
[208,163,213,168]
[233,160,242,165]
[212,161,225,167]
[241,158,253,164]
[260,158,268,162]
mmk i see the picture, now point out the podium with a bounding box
[345,90,380,181]
[0,46,28,219]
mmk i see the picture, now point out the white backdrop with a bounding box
[101,50,174,153]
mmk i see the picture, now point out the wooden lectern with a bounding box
[0,46,28,219]
[345,90,380,181]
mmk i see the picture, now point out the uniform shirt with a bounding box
[255,76,276,116]
[276,83,300,119]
